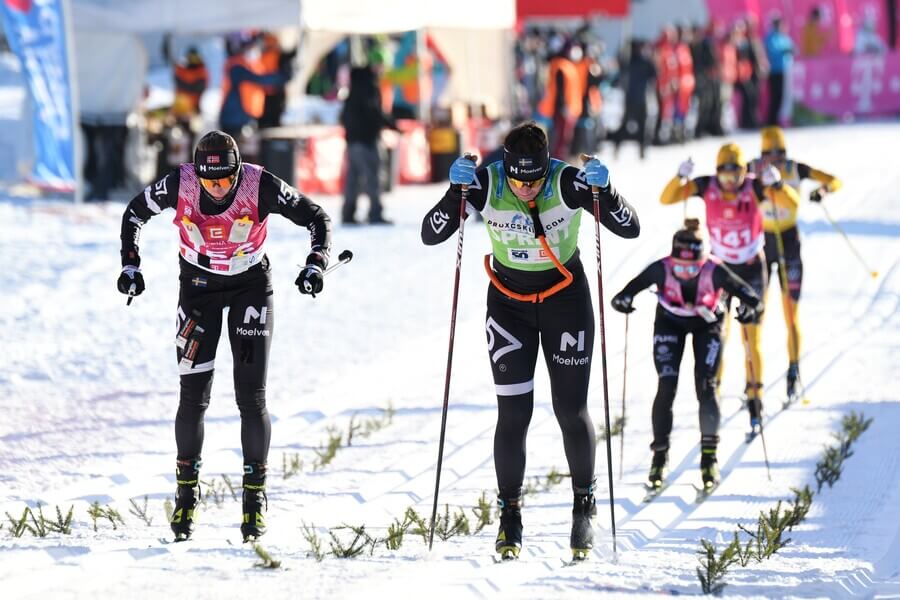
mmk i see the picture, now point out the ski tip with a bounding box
[802,396,811,405]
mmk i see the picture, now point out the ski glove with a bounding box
[760,165,782,187]
[583,157,610,188]
[117,265,145,297]
[449,156,476,185]
[809,187,826,203]
[735,302,762,324]
[677,157,694,179]
[296,265,324,297]
[611,292,635,314]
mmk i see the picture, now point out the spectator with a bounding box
[612,40,657,159]
[257,33,296,129]
[801,7,830,57]
[172,47,208,125]
[694,23,724,137]
[654,26,679,144]
[340,65,395,225]
[673,25,695,143]
[764,16,794,126]
[854,14,887,54]
[734,19,763,129]
[219,40,287,145]
[537,40,582,160]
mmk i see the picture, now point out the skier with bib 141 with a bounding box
[117,130,332,541]
[421,121,640,560]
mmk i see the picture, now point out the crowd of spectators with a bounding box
[512,7,894,161]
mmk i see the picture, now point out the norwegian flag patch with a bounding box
[207,155,220,164]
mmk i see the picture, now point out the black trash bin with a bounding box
[260,137,296,186]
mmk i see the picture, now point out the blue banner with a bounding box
[0,0,75,190]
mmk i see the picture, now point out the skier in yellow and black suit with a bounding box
[749,126,842,400]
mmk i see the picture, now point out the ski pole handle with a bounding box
[323,249,353,275]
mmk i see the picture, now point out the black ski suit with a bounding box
[613,260,760,451]
[421,165,640,498]
[120,165,331,468]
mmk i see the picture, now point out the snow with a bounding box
[1,122,899,599]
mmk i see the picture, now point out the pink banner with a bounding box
[792,52,900,116]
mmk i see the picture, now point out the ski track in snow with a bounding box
[1,123,899,598]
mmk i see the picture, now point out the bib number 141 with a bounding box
[711,227,752,248]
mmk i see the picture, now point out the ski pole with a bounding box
[820,203,878,279]
[740,323,772,481]
[428,154,476,551]
[766,190,806,400]
[581,154,618,556]
[619,313,629,481]
[323,249,354,275]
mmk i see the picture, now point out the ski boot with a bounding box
[170,458,201,541]
[648,450,668,490]
[700,446,720,490]
[786,362,800,405]
[240,463,267,542]
[745,385,764,442]
[570,487,597,561]
[495,496,522,560]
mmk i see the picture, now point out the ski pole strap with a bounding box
[483,236,574,303]
[482,199,574,303]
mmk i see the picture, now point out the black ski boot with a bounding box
[495,496,522,560]
[170,459,201,541]
[648,450,668,489]
[786,362,800,402]
[240,463,267,542]
[700,446,720,489]
[570,487,597,561]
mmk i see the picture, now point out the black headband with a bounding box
[503,146,550,182]
[194,149,240,179]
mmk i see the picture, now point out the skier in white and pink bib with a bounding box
[660,142,799,436]
[611,219,762,490]
[117,131,332,542]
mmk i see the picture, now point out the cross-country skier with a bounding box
[117,130,332,541]
[610,219,762,490]
[660,143,799,436]
[421,121,640,560]
[748,126,842,401]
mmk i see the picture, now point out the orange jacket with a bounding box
[222,54,266,119]
[538,56,582,119]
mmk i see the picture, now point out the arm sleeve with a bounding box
[258,170,332,267]
[660,175,705,205]
[798,162,842,193]
[714,264,761,307]
[120,171,180,267]
[754,177,800,212]
[421,168,489,245]
[559,165,640,239]
[618,261,665,298]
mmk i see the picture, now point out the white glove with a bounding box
[761,165,782,187]
[677,158,694,179]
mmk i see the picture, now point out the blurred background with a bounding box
[0,0,897,206]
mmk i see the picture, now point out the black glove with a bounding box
[809,187,826,203]
[735,301,763,324]
[117,265,145,297]
[296,253,326,298]
[611,293,635,314]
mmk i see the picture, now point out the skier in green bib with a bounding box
[421,121,640,559]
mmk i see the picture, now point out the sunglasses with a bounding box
[672,262,701,277]
[761,149,786,159]
[508,176,545,190]
[200,174,237,194]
